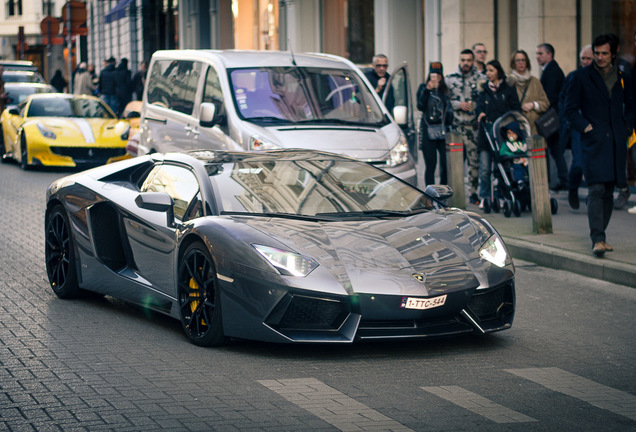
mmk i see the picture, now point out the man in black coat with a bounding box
[564,34,635,257]
[114,58,132,117]
[536,43,567,191]
[99,57,118,114]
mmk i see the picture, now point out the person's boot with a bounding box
[568,189,579,209]
[614,187,630,210]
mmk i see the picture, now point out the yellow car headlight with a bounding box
[37,122,56,140]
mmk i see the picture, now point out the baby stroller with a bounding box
[480,111,558,217]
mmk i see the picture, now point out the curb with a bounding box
[503,237,636,289]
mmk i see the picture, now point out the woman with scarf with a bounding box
[416,62,454,186]
[506,50,550,135]
[476,59,521,207]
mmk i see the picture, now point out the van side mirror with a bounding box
[200,102,217,128]
[393,106,407,125]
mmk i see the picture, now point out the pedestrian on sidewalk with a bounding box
[476,60,521,208]
[446,49,482,204]
[537,43,568,191]
[417,62,454,186]
[561,45,594,210]
[564,34,635,257]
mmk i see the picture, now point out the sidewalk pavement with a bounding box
[468,186,636,288]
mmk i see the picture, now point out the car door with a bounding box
[195,63,242,151]
[123,163,203,296]
[385,63,417,159]
[142,60,204,153]
[3,101,27,155]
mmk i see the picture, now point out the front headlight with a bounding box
[250,135,280,151]
[387,134,409,167]
[479,234,511,268]
[37,122,56,139]
[252,244,319,277]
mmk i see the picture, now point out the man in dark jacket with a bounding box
[537,43,567,191]
[99,57,118,114]
[115,58,132,117]
[564,34,635,257]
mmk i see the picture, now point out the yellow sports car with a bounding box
[1,94,130,169]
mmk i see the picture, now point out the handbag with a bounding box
[427,124,446,140]
[535,107,560,138]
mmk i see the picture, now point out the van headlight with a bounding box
[386,135,409,167]
[250,135,280,151]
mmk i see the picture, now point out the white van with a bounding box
[140,50,416,184]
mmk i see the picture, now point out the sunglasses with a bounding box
[374,64,388,68]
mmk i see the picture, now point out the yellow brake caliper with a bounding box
[189,273,207,326]
[189,277,200,313]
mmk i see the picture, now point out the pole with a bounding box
[528,135,553,233]
[445,131,466,209]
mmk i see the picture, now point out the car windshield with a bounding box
[228,67,387,127]
[2,72,45,83]
[210,159,433,216]
[27,98,115,118]
[5,85,55,105]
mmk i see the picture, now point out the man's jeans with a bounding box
[587,182,614,244]
[568,129,583,191]
[102,94,119,117]
[478,149,492,199]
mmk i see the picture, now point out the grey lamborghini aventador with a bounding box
[45,149,515,346]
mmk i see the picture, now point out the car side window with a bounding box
[147,60,201,115]
[140,164,201,223]
[202,65,226,126]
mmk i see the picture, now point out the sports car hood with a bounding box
[243,208,487,296]
[37,118,128,145]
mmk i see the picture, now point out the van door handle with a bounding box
[146,116,167,124]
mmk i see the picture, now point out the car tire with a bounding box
[177,242,226,347]
[0,126,6,159]
[45,205,80,299]
[550,197,558,215]
[20,134,29,170]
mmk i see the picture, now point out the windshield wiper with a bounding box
[220,211,337,221]
[295,118,377,127]
[315,209,427,218]
[246,116,291,125]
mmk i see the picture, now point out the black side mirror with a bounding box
[135,192,175,227]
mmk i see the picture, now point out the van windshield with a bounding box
[228,67,388,127]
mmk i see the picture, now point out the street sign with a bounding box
[61,1,87,29]
[40,16,61,36]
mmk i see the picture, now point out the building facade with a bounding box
[1,1,634,93]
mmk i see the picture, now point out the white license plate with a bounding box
[400,295,447,310]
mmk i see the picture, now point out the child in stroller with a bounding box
[480,111,531,217]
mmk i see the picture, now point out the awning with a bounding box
[105,0,134,24]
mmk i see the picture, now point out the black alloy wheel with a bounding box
[177,243,225,346]
[45,205,80,298]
